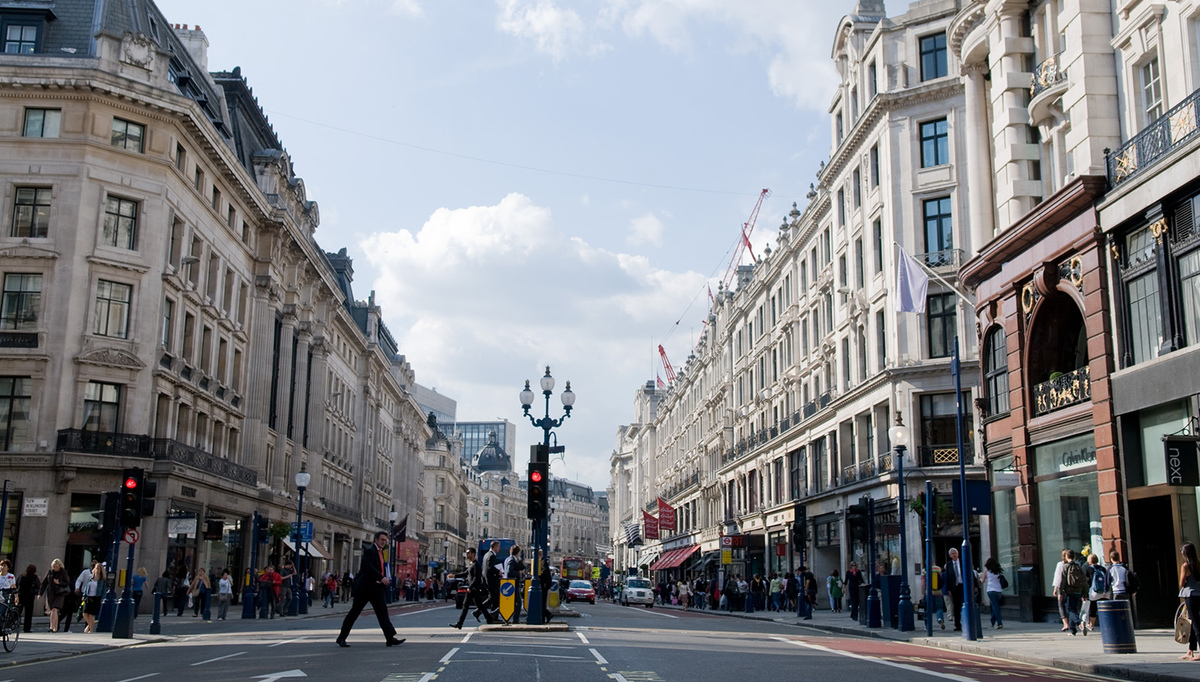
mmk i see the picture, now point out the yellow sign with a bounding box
[592,566,601,579]
[499,579,516,623]
[721,549,732,565]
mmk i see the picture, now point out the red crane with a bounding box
[658,345,676,385]
[721,188,771,290]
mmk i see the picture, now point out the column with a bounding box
[964,63,996,254]
[272,309,297,491]
[243,279,278,477]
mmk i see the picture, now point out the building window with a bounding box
[857,327,868,382]
[0,273,40,330]
[920,118,949,168]
[82,381,121,433]
[853,168,862,208]
[838,189,846,225]
[876,310,886,369]
[855,238,865,288]
[1180,248,1200,347]
[102,196,138,249]
[161,298,174,349]
[870,144,880,187]
[836,112,844,144]
[110,118,145,153]
[12,187,50,238]
[927,292,956,358]
[868,60,878,98]
[3,21,38,53]
[842,337,851,388]
[873,218,884,273]
[175,143,186,172]
[1125,271,1161,364]
[93,280,132,338]
[22,108,59,138]
[1140,57,1163,125]
[923,196,953,254]
[984,326,1009,416]
[920,33,948,81]
[0,376,32,450]
[919,391,973,449]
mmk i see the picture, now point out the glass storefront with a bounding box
[1034,433,1099,597]
[990,455,1019,596]
[1,492,21,563]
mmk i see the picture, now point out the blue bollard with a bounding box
[149,593,162,635]
[201,591,211,621]
[1098,600,1138,653]
[241,585,256,619]
[867,585,882,628]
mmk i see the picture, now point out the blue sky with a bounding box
[154,0,849,489]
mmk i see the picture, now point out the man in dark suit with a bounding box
[450,548,497,628]
[481,540,503,613]
[336,531,404,647]
[942,548,965,631]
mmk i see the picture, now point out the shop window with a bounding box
[1033,434,1098,597]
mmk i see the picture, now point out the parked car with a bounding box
[620,578,655,607]
[565,579,596,604]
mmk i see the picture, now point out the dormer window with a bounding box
[3,21,37,53]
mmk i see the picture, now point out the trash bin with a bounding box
[1097,600,1137,653]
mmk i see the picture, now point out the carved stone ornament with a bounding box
[75,347,145,370]
[120,32,156,70]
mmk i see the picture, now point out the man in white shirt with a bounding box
[942,549,965,631]
[1108,549,1131,599]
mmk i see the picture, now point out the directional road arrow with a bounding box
[251,671,307,681]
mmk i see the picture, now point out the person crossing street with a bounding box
[336,531,404,648]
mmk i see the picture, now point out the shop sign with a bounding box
[993,471,1020,490]
[1164,437,1200,487]
[22,497,47,517]
[1034,433,1096,475]
[168,516,197,538]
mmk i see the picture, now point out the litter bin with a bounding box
[1097,600,1137,653]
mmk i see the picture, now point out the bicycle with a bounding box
[0,589,19,652]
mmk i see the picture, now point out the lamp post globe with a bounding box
[292,464,310,616]
[889,417,913,631]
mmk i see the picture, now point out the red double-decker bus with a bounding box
[561,557,591,580]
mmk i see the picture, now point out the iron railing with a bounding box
[917,248,964,271]
[1107,86,1200,187]
[56,429,257,485]
[1030,53,1066,98]
[917,443,974,467]
[842,464,858,484]
[1033,365,1091,415]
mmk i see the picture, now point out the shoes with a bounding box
[954,626,962,631]
[450,622,462,630]
[939,619,945,630]
[996,623,1003,629]
[473,612,481,623]
[386,637,405,647]
[336,639,349,648]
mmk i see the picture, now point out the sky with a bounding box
[154,0,854,490]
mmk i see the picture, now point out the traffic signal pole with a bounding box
[96,518,122,633]
[112,534,137,638]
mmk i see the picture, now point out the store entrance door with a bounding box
[1129,495,1177,627]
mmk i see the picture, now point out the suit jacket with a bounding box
[464,559,484,590]
[482,550,502,587]
[353,543,387,594]
[942,559,963,593]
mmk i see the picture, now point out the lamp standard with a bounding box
[888,414,914,631]
[291,463,311,616]
[519,366,575,625]
[388,506,398,603]
[442,540,451,590]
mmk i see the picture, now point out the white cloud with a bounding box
[496,0,592,61]
[360,194,707,485]
[627,212,664,247]
[312,0,422,17]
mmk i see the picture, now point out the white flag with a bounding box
[895,244,929,314]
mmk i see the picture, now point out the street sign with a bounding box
[124,528,140,544]
[721,549,732,564]
[291,520,313,542]
[499,579,516,623]
[720,536,732,548]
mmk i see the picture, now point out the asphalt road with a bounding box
[0,600,1118,681]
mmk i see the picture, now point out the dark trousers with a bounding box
[949,586,963,629]
[19,598,34,633]
[338,586,396,642]
[60,593,79,631]
[1186,595,1200,653]
[455,587,495,627]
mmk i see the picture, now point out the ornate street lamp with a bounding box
[291,463,311,616]
[888,414,913,631]
[520,366,574,625]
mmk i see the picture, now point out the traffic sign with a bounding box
[720,536,732,548]
[499,579,516,623]
[124,528,140,544]
[291,520,313,542]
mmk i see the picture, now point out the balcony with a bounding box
[917,443,974,467]
[1033,365,1091,416]
[1107,86,1200,187]
[1030,53,1066,98]
[842,464,857,485]
[434,521,463,537]
[858,459,876,479]
[56,429,257,486]
[916,248,963,273]
[321,497,361,522]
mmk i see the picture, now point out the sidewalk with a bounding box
[0,594,442,668]
[649,600,1200,682]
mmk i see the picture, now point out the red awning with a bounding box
[661,545,699,569]
[649,547,683,570]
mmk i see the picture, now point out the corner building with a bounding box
[0,1,429,591]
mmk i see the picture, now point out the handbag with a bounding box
[1176,603,1192,645]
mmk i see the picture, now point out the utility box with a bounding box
[1018,566,1038,622]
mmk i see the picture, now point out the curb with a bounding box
[0,635,168,668]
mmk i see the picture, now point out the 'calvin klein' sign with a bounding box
[1164,436,1200,488]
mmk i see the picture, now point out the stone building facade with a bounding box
[0,1,428,590]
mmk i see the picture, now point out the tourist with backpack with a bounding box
[1053,549,1086,635]
[1083,553,1108,633]
[1108,549,1138,600]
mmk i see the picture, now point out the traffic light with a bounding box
[792,507,808,551]
[846,501,868,542]
[141,478,157,519]
[119,468,144,529]
[527,461,549,519]
[92,492,118,547]
[257,514,270,542]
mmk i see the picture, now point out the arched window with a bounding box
[984,326,1009,416]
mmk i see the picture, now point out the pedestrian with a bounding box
[481,540,503,613]
[981,557,1005,629]
[1083,553,1108,633]
[1178,541,1200,660]
[277,560,295,616]
[173,568,190,617]
[827,569,843,613]
[0,561,15,623]
[336,532,405,647]
[68,560,97,633]
[16,564,38,633]
[845,562,863,620]
[132,567,148,617]
[751,574,766,611]
[190,567,212,619]
[1107,550,1133,600]
[942,548,967,631]
[153,570,173,616]
[678,579,690,611]
[258,565,280,618]
[341,571,352,602]
[324,573,337,608]
[1053,549,1085,635]
[502,545,526,621]
[217,569,233,620]
[539,551,554,622]
[450,548,497,629]
[82,562,105,633]
[40,558,69,632]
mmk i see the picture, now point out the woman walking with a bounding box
[132,567,148,617]
[1178,542,1200,660]
[40,559,69,632]
[190,567,211,618]
[16,564,38,633]
[82,562,105,633]
[217,570,233,620]
[981,557,1005,629]
[827,569,843,613]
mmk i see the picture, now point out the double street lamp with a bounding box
[291,463,311,616]
[519,366,575,625]
[888,415,914,631]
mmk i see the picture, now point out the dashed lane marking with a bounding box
[439,647,460,663]
[617,673,663,682]
[577,632,590,644]
[590,648,608,664]
[379,675,428,682]
[268,636,306,647]
[189,651,247,667]
[461,631,473,643]
[116,675,161,682]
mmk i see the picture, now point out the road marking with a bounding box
[618,673,663,681]
[461,631,473,643]
[268,636,306,647]
[590,648,608,664]
[770,637,975,681]
[190,651,247,666]
[251,671,306,682]
[609,675,629,682]
[473,651,588,659]
[380,675,428,682]
[636,609,678,619]
[440,647,460,663]
[577,632,590,644]
[116,675,160,682]
[396,605,452,616]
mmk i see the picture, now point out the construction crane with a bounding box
[721,188,771,290]
[658,344,676,385]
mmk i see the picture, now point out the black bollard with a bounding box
[149,592,161,635]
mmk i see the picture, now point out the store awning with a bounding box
[282,537,333,560]
[660,545,699,569]
[638,551,660,567]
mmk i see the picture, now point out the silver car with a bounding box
[620,578,655,607]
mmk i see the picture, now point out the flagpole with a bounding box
[893,241,975,309]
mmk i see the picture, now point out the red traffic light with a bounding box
[530,471,543,483]
[123,477,138,490]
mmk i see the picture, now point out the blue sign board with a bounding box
[291,520,314,542]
